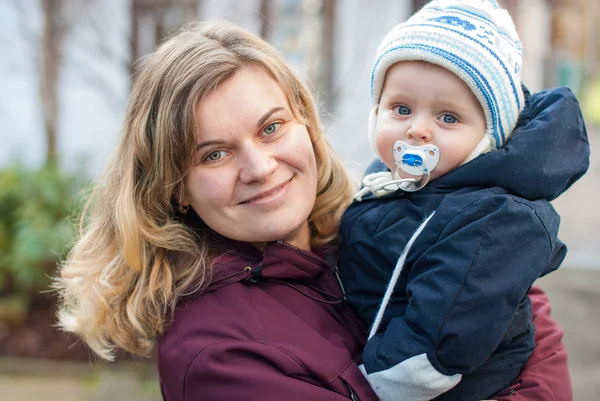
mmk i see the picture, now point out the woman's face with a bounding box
[183,65,318,251]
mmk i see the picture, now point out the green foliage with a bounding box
[0,163,90,297]
[582,75,600,128]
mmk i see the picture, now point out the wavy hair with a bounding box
[54,20,354,360]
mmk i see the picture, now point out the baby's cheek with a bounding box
[375,131,396,170]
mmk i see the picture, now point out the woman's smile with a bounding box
[239,176,292,206]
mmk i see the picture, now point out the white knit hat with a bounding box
[368,0,525,157]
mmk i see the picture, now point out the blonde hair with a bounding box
[54,20,354,360]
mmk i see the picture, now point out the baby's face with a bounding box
[375,61,486,181]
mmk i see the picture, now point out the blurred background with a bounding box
[0,0,598,400]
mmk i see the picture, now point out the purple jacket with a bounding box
[158,239,379,401]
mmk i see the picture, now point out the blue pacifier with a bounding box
[392,141,440,191]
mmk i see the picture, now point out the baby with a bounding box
[339,0,586,400]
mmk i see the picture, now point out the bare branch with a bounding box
[11,0,39,45]
[259,0,273,40]
[62,57,127,118]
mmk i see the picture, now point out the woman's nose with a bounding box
[406,120,432,143]
[239,144,277,184]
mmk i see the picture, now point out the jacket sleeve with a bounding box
[361,196,561,401]
[182,341,372,401]
[495,286,572,401]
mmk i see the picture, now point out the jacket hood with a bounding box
[440,86,589,200]
[367,86,590,201]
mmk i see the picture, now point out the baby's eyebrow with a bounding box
[434,97,470,111]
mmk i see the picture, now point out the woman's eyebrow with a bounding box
[195,139,227,152]
[257,106,284,128]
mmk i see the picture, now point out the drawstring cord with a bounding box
[354,172,416,201]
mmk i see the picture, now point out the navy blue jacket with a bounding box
[339,87,589,401]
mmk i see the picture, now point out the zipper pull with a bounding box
[332,265,347,302]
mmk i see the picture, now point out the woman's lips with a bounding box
[241,178,292,206]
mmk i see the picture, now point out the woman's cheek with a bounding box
[284,126,315,168]
[186,168,234,208]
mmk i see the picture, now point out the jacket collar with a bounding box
[203,233,332,293]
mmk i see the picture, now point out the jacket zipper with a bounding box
[332,265,347,302]
[274,240,325,265]
[275,240,347,301]
[340,378,361,401]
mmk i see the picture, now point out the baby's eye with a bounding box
[395,105,411,116]
[440,114,458,124]
[263,122,281,136]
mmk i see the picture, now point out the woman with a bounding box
[55,21,573,400]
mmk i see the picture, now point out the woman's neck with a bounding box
[251,221,311,252]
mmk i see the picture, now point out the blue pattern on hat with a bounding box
[429,16,476,30]
[411,22,522,111]
[448,7,521,53]
[370,21,522,112]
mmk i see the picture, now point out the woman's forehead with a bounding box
[195,66,292,139]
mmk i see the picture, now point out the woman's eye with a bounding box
[206,151,223,161]
[440,114,458,124]
[262,122,281,136]
[395,105,411,115]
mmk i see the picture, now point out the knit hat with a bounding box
[368,0,525,158]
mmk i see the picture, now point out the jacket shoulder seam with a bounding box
[507,195,555,250]
[431,194,495,243]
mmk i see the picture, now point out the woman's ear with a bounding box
[174,185,189,206]
[173,188,191,215]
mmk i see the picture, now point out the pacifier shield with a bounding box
[393,141,440,176]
